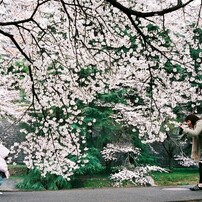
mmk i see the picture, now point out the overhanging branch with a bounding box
[106,0,195,17]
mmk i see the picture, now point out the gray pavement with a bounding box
[0,178,21,191]
[1,179,202,202]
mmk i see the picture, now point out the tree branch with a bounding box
[106,0,195,17]
[0,29,33,63]
[0,0,51,26]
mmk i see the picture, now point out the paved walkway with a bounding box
[0,178,21,191]
[1,179,202,202]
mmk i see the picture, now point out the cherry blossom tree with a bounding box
[0,0,201,179]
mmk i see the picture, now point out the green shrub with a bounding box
[16,168,71,190]
[75,148,104,175]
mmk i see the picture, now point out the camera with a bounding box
[179,127,183,135]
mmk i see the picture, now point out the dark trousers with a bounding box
[199,162,202,183]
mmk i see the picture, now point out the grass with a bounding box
[8,164,28,176]
[151,168,199,186]
[84,179,111,188]
[9,165,200,190]
[71,173,111,189]
[74,168,199,188]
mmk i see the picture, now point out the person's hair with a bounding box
[184,114,200,127]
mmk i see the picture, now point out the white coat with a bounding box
[0,144,10,178]
[181,119,202,162]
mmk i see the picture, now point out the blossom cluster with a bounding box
[110,166,167,187]
[101,143,140,161]
[0,86,28,120]
[175,155,197,167]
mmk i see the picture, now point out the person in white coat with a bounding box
[180,114,202,191]
[0,156,10,180]
[0,144,10,193]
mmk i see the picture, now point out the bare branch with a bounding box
[196,1,202,27]
[0,29,33,63]
[0,0,51,26]
[28,65,47,121]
